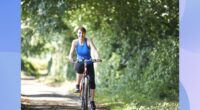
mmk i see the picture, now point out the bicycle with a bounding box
[72,58,102,110]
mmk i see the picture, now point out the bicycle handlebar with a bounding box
[71,58,102,64]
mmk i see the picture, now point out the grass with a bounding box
[95,89,178,110]
[123,101,178,110]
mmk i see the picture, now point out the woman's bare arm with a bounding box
[88,39,100,59]
[68,40,76,62]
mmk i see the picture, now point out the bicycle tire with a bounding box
[81,79,86,110]
[81,77,89,110]
[84,77,89,110]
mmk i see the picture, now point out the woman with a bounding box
[68,26,100,110]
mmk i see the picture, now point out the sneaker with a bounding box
[74,84,80,93]
[90,101,96,110]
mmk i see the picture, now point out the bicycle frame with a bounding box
[71,58,101,110]
[76,59,101,110]
[80,61,90,110]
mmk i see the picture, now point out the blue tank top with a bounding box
[76,38,92,64]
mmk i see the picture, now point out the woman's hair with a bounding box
[77,26,86,33]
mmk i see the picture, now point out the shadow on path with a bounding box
[21,94,80,99]
[21,76,108,110]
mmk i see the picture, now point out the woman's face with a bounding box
[77,29,85,39]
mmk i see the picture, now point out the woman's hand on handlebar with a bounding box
[94,59,102,62]
[68,57,76,64]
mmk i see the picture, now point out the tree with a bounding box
[21,0,178,106]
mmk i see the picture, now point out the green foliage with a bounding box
[21,0,178,109]
[124,101,178,110]
[21,57,40,78]
[66,63,76,81]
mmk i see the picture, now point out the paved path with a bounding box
[21,76,107,110]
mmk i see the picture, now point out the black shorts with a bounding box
[74,62,96,89]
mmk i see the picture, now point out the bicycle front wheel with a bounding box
[81,77,89,110]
